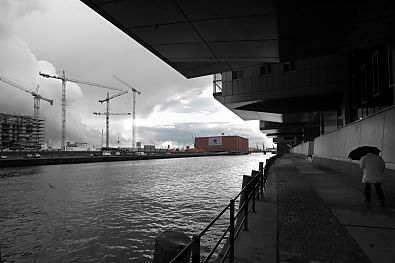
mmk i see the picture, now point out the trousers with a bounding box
[364,182,385,205]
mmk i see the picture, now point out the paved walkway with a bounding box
[233,155,395,263]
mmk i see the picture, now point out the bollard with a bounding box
[153,230,191,263]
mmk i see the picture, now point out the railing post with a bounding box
[252,179,256,212]
[244,186,249,231]
[259,162,264,172]
[191,235,200,263]
[251,170,260,201]
[261,170,265,200]
[229,199,235,263]
[259,162,264,197]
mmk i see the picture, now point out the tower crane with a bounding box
[0,75,53,119]
[113,75,141,149]
[39,71,123,150]
[93,91,130,148]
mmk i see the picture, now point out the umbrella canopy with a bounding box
[348,146,380,160]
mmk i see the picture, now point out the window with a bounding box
[260,64,272,76]
[283,61,295,72]
[213,73,222,94]
[232,71,238,80]
[351,74,357,109]
[372,51,379,96]
[232,70,244,80]
[361,64,367,103]
[388,45,393,88]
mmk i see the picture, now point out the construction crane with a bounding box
[39,70,123,150]
[0,75,53,119]
[113,75,141,149]
[93,91,130,148]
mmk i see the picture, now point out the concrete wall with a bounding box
[311,106,395,170]
[291,140,314,156]
[291,107,395,201]
[292,141,309,155]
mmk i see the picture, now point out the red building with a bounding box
[195,136,249,154]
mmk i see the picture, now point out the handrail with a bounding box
[170,154,281,263]
[199,204,230,237]
[203,225,230,262]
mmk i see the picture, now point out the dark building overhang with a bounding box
[81,0,395,78]
[235,93,343,114]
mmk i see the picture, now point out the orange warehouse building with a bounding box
[195,136,249,154]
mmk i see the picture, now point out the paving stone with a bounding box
[276,157,371,263]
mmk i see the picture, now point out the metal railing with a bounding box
[170,155,280,263]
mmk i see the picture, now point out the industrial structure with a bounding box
[0,113,44,151]
[195,135,249,154]
[113,75,141,148]
[39,71,123,150]
[81,1,395,173]
[0,75,53,119]
[93,91,130,148]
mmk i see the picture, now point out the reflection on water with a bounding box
[0,153,270,262]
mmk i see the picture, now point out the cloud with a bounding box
[132,86,272,148]
[0,0,98,148]
[1,0,272,150]
[0,0,45,36]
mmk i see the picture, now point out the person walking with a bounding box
[360,152,385,207]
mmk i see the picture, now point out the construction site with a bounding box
[0,72,142,155]
[0,72,248,167]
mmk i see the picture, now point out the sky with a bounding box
[0,0,273,149]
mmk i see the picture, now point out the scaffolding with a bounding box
[0,113,44,151]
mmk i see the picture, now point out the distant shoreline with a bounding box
[0,152,248,168]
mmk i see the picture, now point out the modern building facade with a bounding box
[81,1,395,174]
[195,136,249,154]
[0,113,44,151]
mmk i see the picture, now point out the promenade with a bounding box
[234,155,395,263]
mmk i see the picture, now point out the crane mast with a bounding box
[39,71,123,150]
[94,91,129,148]
[112,75,141,148]
[61,71,66,150]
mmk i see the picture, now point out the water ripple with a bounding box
[0,154,271,262]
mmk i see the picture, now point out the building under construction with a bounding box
[195,135,249,154]
[0,113,44,151]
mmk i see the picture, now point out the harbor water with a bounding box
[0,153,271,262]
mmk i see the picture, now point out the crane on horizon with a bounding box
[93,91,130,148]
[0,75,53,119]
[39,71,123,151]
[113,75,141,149]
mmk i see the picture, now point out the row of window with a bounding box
[231,61,296,80]
[351,48,393,109]
[350,45,394,122]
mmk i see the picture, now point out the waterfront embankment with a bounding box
[233,154,395,263]
[0,152,235,168]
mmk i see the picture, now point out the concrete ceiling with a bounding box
[81,0,394,78]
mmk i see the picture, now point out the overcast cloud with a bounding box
[0,0,272,149]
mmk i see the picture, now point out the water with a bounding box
[0,153,271,262]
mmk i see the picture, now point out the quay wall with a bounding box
[0,152,229,168]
